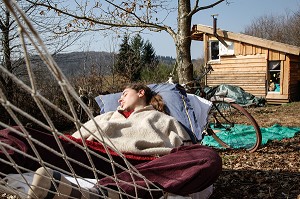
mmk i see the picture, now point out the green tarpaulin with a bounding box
[204,84,266,107]
[202,124,300,149]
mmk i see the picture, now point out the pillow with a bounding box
[95,92,121,114]
[187,94,213,137]
[94,83,201,142]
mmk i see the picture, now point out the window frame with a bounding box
[208,40,220,61]
[267,61,281,93]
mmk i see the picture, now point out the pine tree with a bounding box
[115,34,135,80]
[130,34,144,81]
[115,34,158,82]
[141,40,158,69]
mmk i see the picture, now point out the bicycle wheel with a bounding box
[207,101,262,152]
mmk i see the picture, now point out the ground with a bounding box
[210,101,300,199]
[1,102,300,199]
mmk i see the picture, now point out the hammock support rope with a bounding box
[0,0,163,198]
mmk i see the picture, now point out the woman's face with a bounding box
[118,88,145,111]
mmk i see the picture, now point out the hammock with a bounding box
[0,0,162,198]
[0,1,218,198]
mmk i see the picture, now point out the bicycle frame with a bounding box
[211,102,234,130]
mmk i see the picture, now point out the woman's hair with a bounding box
[125,83,166,113]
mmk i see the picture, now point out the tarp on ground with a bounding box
[204,84,266,107]
[202,124,300,149]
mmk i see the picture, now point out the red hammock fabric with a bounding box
[61,134,157,161]
[0,126,156,178]
[0,127,28,155]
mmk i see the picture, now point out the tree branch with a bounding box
[25,0,168,32]
[189,0,226,17]
[0,18,4,30]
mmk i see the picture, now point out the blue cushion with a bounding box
[94,83,201,142]
[95,92,121,114]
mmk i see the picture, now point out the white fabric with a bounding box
[1,173,34,198]
[187,94,213,139]
[72,105,191,156]
[189,185,213,199]
[3,173,213,199]
[1,172,96,198]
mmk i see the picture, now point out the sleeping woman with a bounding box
[72,83,191,156]
[0,83,222,198]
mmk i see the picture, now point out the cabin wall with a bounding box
[289,55,300,101]
[205,39,300,103]
[207,41,267,97]
[207,54,266,97]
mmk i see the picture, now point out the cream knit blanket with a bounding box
[72,106,190,156]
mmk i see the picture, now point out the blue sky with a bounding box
[72,0,300,59]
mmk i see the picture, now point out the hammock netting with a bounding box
[0,0,164,198]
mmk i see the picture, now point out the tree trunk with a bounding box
[176,0,193,84]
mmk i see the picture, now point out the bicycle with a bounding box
[183,65,262,153]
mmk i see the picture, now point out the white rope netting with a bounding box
[0,0,164,198]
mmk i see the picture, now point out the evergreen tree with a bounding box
[115,34,135,80]
[130,34,144,81]
[142,40,158,69]
[115,34,158,82]
[131,34,144,61]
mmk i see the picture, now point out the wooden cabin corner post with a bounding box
[203,33,209,86]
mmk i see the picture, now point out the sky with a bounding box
[70,0,300,59]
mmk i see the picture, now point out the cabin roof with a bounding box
[191,24,300,56]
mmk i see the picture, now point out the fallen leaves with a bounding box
[211,133,300,199]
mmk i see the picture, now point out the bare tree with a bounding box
[24,0,227,84]
[285,10,300,47]
[0,0,82,101]
[243,9,300,47]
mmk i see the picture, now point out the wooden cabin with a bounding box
[191,24,300,104]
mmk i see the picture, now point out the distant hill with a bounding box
[14,52,207,81]
[52,51,116,77]
[27,51,177,78]
[157,55,176,66]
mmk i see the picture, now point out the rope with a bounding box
[0,0,163,198]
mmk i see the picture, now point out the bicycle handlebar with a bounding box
[182,64,214,89]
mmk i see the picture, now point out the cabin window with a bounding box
[209,41,219,60]
[268,61,281,92]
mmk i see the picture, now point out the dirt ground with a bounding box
[210,101,300,199]
[1,102,300,199]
